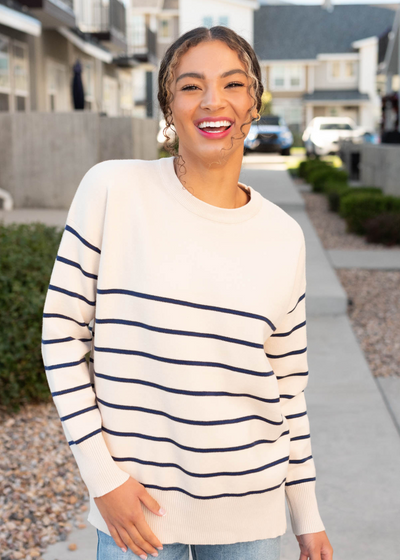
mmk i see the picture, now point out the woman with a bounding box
[41,26,333,560]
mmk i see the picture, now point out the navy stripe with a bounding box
[266,347,307,359]
[44,357,87,371]
[68,427,102,446]
[96,397,284,427]
[288,293,305,314]
[286,477,316,487]
[61,404,98,422]
[42,337,92,345]
[97,288,276,331]
[112,454,290,478]
[95,318,263,349]
[102,426,290,453]
[52,383,93,397]
[94,346,274,378]
[280,394,295,400]
[289,455,313,465]
[140,478,287,501]
[270,321,306,338]
[95,371,280,403]
[290,434,310,442]
[286,411,307,419]
[65,224,101,254]
[49,284,96,306]
[42,313,89,327]
[276,371,308,380]
[56,255,98,280]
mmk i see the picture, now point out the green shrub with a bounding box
[364,212,400,246]
[327,185,382,213]
[308,167,348,193]
[340,193,400,234]
[364,213,400,246]
[298,158,330,181]
[0,222,63,413]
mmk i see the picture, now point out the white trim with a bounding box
[317,53,359,61]
[352,36,377,49]
[303,99,370,106]
[307,65,314,94]
[57,26,113,63]
[261,59,319,66]
[0,4,41,37]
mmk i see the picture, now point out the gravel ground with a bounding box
[0,403,89,560]
[294,180,400,378]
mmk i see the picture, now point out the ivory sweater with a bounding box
[41,156,325,545]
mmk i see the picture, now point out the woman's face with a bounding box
[169,40,256,164]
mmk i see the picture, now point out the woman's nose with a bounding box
[200,86,226,111]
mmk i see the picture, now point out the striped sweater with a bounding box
[41,156,325,545]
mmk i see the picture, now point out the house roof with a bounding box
[254,5,396,60]
[303,89,370,101]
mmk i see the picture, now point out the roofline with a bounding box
[57,27,113,63]
[352,36,378,49]
[303,99,371,106]
[259,59,319,65]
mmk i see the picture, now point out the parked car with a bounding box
[244,115,293,155]
[302,117,366,157]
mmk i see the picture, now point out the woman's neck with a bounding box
[173,150,249,209]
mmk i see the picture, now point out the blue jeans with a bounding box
[97,529,281,560]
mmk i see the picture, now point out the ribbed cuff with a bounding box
[285,481,325,535]
[69,432,130,497]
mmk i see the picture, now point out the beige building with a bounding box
[0,0,135,115]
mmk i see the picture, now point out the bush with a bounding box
[327,185,382,213]
[308,167,348,193]
[298,158,330,181]
[340,193,400,234]
[364,213,400,246]
[0,222,63,413]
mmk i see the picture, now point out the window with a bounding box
[131,15,146,47]
[328,60,357,81]
[0,35,10,111]
[82,59,95,110]
[159,18,171,40]
[270,65,304,90]
[218,16,229,27]
[13,41,29,111]
[203,16,213,28]
[47,59,69,112]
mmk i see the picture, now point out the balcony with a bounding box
[129,26,157,65]
[79,0,127,53]
[18,0,75,28]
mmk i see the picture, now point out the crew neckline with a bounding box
[157,156,262,224]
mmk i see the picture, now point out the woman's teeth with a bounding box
[197,121,232,133]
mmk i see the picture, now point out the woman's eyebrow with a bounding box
[176,69,247,83]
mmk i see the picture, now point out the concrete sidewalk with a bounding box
[4,162,400,560]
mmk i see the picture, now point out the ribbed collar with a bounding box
[157,156,263,224]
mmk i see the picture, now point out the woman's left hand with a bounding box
[296,530,333,560]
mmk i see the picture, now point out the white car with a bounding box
[302,117,366,157]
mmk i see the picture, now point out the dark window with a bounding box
[16,96,26,111]
[320,123,353,130]
[0,93,9,111]
[258,116,283,126]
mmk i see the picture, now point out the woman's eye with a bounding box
[181,82,244,91]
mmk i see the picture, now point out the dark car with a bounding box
[244,115,293,155]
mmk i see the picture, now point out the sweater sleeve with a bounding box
[264,231,325,536]
[41,162,130,498]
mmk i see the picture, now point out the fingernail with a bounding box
[151,553,159,558]
[120,547,127,553]
[140,555,147,560]
[157,546,163,550]
[158,507,167,516]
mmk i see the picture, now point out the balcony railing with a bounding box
[129,26,157,62]
[84,0,126,39]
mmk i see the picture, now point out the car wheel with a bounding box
[281,147,291,156]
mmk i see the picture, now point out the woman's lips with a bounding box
[195,123,233,139]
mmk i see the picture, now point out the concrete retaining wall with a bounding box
[359,144,400,196]
[0,112,159,209]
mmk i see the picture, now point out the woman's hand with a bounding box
[296,530,333,560]
[94,476,166,558]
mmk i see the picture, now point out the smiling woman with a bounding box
[41,24,333,560]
